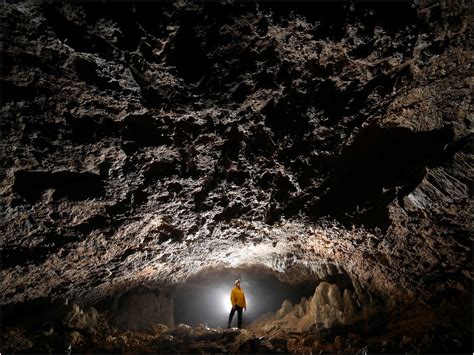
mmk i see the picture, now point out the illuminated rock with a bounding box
[0,0,471,352]
[250,281,377,332]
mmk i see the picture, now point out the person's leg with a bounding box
[237,306,243,328]
[228,307,236,327]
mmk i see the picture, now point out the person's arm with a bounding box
[230,289,236,309]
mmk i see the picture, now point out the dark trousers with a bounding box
[228,305,243,328]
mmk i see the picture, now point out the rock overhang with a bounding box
[0,0,471,315]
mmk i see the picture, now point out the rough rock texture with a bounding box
[2,321,290,354]
[0,0,472,340]
[3,313,471,354]
[250,281,376,332]
[106,287,175,330]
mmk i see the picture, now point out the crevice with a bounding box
[42,4,114,59]
[13,170,105,203]
[299,126,455,229]
[121,113,172,147]
[166,21,211,83]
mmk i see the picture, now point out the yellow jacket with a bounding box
[230,286,246,308]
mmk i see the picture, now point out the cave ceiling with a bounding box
[0,1,472,306]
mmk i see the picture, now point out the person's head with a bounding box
[234,279,241,287]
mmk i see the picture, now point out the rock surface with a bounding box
[3,311,471,354]
[107,287,175,330]
[249,281,377,332]
[0,0,472,349]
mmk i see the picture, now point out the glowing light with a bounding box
[222,293,231,312]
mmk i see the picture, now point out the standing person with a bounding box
[227,279,247,329]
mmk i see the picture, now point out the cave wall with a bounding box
[0,0,471,324]
[106,287,174,330]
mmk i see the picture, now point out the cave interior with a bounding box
[0,0,472,353]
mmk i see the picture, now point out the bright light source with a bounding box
[222,293,231,312]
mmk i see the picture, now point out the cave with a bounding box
[1,0,472,354]
[173,267,319,328]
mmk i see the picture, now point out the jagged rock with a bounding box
[150,323,169,334]
[108,288,174,330]
[314,282,346,328]
[0,1,471,352]
[65,331,85,350]
[276,300,293,318]
[294,297,308,318]
[2,328,34,353]
[64,304,98,330]
[1,0,471,309]
[342,289,356,318]
[250,281,376,332]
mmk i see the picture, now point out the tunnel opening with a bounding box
[172,267,317,328]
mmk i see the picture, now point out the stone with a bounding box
[2,328,34,352]
[64,304,98,330]
[276,300,293,318]
[65,331,85,350]
[334,335,345,350]
[249,281,376,332]
[342,289,356,317]
[108,288,174,330]
[0,1,471,352]
[150,323,169,334]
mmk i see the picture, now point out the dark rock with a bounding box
[107,287,174,330]
[1,328,34,353]
[122,113,172,147]
[13,170,104,202]
[0,2,471,353]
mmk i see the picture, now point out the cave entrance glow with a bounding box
[173,268,315,328]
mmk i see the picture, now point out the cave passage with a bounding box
[173,268,315,328]
[1,0,472,352]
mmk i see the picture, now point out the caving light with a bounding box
[222,292,232,312]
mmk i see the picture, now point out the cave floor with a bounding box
[4,310,471,354]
